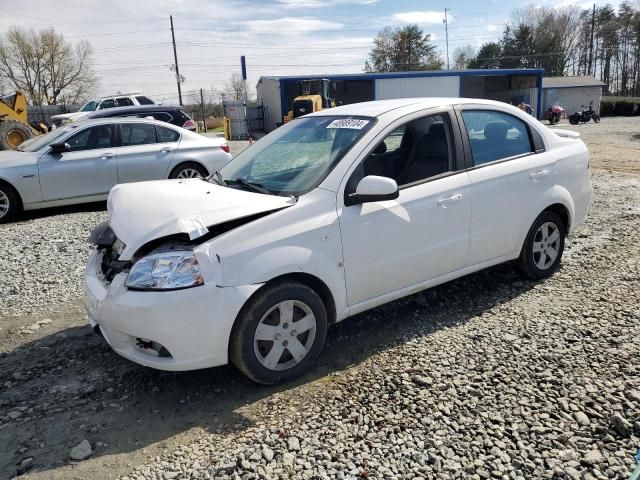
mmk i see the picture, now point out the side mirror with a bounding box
[346,175,399,206]
[49,142,71,154]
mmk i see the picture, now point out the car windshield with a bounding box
[80,101,99,112]
[220,116,374,196]
[18,126,76,152]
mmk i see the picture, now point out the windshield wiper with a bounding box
[227,177,274,195]
[205,170,225,186]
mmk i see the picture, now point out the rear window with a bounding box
[157,125,180,142]
[136,96,155,105]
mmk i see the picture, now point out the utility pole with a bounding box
[587,3,595,76]
[443,9,450,70]
[170,15,183,106]
[200,88,207,133]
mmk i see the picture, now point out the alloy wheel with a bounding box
[176,168,203,179]
[0,190,10,219]
[253,300,317,371]
[532,221,560,270]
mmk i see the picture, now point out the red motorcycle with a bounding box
[546,104,564,125]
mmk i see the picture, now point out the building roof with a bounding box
[305,97,515,118]
[542,76,606,89]
[259,68,544,83]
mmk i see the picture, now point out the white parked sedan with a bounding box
[0,118,231,222]
[84,98,592,384]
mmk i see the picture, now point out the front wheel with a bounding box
[515,210,566,280]
[0,183,20,223]
[229,281,328,384]
[592,113,600,123]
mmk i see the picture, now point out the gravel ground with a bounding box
[0,117,638,479]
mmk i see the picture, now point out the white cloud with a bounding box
[236,17,343,35]
[487,24,498,32]
[276,0,379,7]
[393,11,449,24]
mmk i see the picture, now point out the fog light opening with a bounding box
[135,338,172,358]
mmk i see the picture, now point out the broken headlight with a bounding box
[125,251,204,291]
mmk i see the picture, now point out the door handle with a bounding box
[100,153,115,160]
[160,148,173,153]
[529,169,549,180]
[437,193,462,208]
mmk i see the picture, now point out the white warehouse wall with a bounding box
[256,78,282,133]
[375,76,460,100]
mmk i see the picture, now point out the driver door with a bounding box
[38,124,119,201]
[338,111,472,306]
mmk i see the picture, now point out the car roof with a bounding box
[87,105,181,118]
[306,97,514,118]
[76,117,175,127]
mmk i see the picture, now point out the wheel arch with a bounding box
[168,160,210,178]
[239,272,338,327]
[0,177,23,210]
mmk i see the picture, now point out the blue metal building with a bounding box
[256,69,544,132]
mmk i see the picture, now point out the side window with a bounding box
[135,96,155,105]
[66,125,114,151]
[360,114,453,187]
[98,99,116,110]
[461,110,533,166]
[116,97,134,107]
[157,125,180,143]
[121,124,157,146]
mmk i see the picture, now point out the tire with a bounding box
[592,113,600,123]
[0,120,34,151]
[229,281,328,385]
[569,115,579,125]
[516,210,566,280]
[0,182,20,223]
[169,162,208,179]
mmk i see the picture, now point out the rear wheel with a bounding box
[229,281,328,385]
[0,120,34,151]
[569,115,579,125]
[169,162,208,179]
[0,182,20,223]
[516,211,566,280]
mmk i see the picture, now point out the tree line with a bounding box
[366,2,640,96]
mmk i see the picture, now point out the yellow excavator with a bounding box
[284,79,336,123]
[0,91,48,151]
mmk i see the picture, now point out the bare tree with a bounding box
[452,45,475,69]
[224,73,246,101]
[0,26,97,105]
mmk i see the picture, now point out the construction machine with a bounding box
[0,92,48,151]
[284,79,336,123]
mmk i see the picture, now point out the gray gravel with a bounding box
[120,170,640,479]
[0,206,106,317]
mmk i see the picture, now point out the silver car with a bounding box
[0,118,232,222]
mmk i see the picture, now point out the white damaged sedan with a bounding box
[84,98,592,384]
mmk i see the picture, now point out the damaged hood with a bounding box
[108,179,295,260]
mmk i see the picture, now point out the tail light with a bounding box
[220,144,230,153]
[183,119,196,130]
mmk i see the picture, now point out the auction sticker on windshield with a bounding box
[326,119,370,129]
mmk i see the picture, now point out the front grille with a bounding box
[293,100,313,118]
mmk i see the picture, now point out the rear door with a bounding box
[38,124,118,200]
[115,123,179,183]
[457,106,556,265]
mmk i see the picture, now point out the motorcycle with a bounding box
[546,104,565,125]
[568,102,600,125]
[517,101,533,115]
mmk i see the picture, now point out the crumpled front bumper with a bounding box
[83,250,259,371]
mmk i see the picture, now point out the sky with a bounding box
[0,0,613,105]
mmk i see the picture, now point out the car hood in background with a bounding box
[108,179,295,260]
[0,150,39,168]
